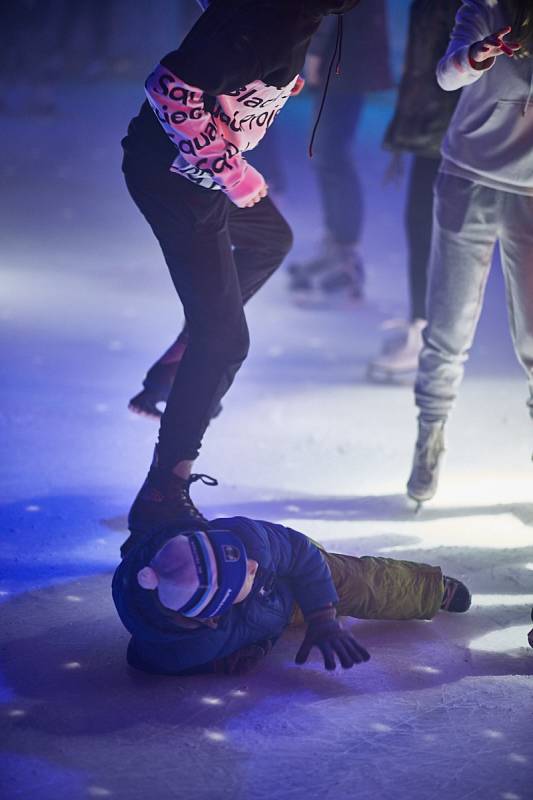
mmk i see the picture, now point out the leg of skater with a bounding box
[407,174,499,505]
[289,92,366,306]
[498,191,533,431]
[368,155,440,383]
[128,195,293,419]
[122,171,252,555]
[407,156,441,324]
[229,195,294,305]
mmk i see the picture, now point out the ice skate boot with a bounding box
[440,576,471,612]
[121,468,218,558]
[129,360,223,421]
[288,238,364,308]
[129,361,177,419]
[367,318,426,384]
[406,420,446,509]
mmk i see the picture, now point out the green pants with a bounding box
[292,551,444,625]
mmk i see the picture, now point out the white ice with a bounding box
[1,25,532,800]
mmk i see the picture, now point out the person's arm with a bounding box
[266,523,339,615]
[264,523,370,670]
[144,62,266,208]
[437,0,519,91]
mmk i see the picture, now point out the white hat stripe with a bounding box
[183,532,219,617]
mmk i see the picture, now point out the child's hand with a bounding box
[469,26,521,69]
[295,608,370,671]
[243,184,268,208]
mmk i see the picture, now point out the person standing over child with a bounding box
[120,0,364,556]
[406,0,533,506]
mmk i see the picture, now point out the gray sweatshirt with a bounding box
[438,0,533,195]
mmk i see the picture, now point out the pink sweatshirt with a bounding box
[145,63,298,207]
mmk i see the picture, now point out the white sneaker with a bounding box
[367,318,426,383]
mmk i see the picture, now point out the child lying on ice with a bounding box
[112,517,471,675]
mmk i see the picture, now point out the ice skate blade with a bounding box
[366,363,415,386]
[128,391,163,420]
[291,291,364,311]
[406,493,429,514]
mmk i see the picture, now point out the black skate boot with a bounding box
[129,361,178,419]
[129,360,223,421]
[440,576,472,613]
[288,238,365,308]
[121,468,218,558]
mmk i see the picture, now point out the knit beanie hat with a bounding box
[137,530,248,618]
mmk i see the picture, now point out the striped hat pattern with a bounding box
[137,529,248,618]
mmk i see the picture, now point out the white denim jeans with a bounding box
[415,172,533,421]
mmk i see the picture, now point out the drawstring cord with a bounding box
[524,64,533,115]
[308,14,344,158]
[335,12,344,77]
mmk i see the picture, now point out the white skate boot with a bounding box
[407,419,446,510]
[288,237,364,308]
[367,318,426,384]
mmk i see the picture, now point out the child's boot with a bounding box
[440,576,471,612]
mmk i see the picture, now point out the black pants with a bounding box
[124,162,293,466]
[405,155,441,321]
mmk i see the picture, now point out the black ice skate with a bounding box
[288,238,365,308]
[440,576,472,613]
[121,468,218,558]
[129,361,223,421]
[407,420,446,511]
[129,360,178,420]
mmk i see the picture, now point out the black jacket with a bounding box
[308,1,392,94]
[123,0,362,167]
[383,0,462,157]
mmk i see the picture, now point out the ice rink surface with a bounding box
[1,74,532,799]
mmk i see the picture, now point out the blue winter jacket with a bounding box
[112,516,339,675]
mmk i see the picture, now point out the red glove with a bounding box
[295,608,370,671]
